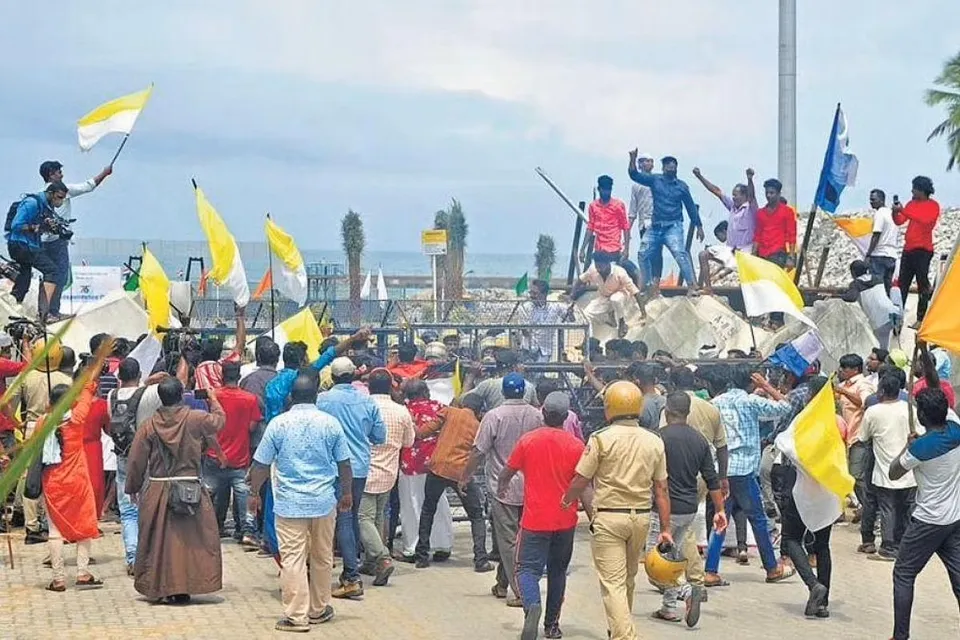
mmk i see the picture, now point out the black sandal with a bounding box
[45,581,66,592]
[75,575,104,589]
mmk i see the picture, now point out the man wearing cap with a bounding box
[316,356,387,599]
[627,150,704,297]
[38,160,113,318]
[562,381,673,640]
[499,391,586,640]
[580,175,638,282]
[462,373,544,606]
[630,153,658,287]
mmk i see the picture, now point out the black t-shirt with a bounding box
[660,423,719,515]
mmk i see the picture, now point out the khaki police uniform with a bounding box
[576,418,667,640]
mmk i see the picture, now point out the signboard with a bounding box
[421,229,448,256]
[64,266,124,313]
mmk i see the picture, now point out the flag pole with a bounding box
[108,134,130,166]
[794,103,841,285]
[266,214,276,340]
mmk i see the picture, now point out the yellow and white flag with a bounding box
[275,308,323,364]
[140,247,171,332]
[195,186,250,307]
[265,216,308,306]
[774,378,855,531]
[919,234,960,353]
[736,251,815,327]
[77,85,153,151]
[832,217,873,256]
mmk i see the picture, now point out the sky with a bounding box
[0,1,958,257]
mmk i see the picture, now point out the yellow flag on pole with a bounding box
[265,216,308,306]
[195,184,250,307]
[77,85,153,151]
[140,247,170,332]
[276,308,323,362]
[736,251,815,327]
[918,238,960,353]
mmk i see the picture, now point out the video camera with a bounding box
[40,213,76,241]
[4,316,42,342]
[156,326,202,368]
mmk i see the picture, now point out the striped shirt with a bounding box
[366,395,416,494]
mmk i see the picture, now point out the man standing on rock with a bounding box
[627,149,704,297]
[629,152,658,288]
[892,176,940,328]
[864,189,899,295]
[580,174,638,282]
[570,253,647,342]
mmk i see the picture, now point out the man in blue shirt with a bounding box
[258,328,371,559]
[5,182,68,319]
[249,373,353,632]
[627,150,704,296]
[316,356,387,598]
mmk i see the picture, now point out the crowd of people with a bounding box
[574,149,943,338]
[1,305,958,640]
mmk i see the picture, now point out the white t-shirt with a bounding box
[101,431,117,471]
[901,434,960,526]
[870,207,900,259]
[861,401,922,489]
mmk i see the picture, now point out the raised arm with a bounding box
[692,167,724,201]
[746,168,758,209]
[627,149,655,186]
[232,305,247,357]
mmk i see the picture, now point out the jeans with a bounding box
[776,464,832,602]
[516,527,575,626]
[706,474,778,573]
[42,237,70,315]
[7,241,60,306]
[641,221,696,288]
[646,511,704,591]
[892,518,960,639]
[359,491,391,565]
[876,487,916,556]
[335,476,366,583]
[638,226,663,280]
[116,456,139,565]
[416,472,488,565]
[202,460,255,538]
[647,512,697,614]
[848,442,880,544]
[869,256,897,295]
[898,249,934,322]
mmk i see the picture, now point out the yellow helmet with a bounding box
[603,381,643,422]
[644,543,686,588]
[32,337,63,373]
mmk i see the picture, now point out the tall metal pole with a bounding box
[778,0,797,206]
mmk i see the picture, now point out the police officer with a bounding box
[562,381,673,640]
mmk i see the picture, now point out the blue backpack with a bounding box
[4,194,44,233]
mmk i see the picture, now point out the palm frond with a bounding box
[340,210,365,256]
[927,51,960,171]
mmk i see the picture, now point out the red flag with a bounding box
[197,269,209,297]
[253,269,272,300]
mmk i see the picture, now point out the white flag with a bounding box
[360,271,372,299]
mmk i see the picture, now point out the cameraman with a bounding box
[6,182,68,320]
[39,160,113,318]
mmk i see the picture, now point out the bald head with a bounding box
[290,373,320,405]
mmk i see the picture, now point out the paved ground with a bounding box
[1,518,957,639]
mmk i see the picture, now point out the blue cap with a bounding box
[502,372,526,398]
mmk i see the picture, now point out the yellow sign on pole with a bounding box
[421,230,448,256]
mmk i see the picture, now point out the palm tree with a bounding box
[445,199,468,300]
[534,234,556,281]
[433,210,449,301]
[925,51,960,171]
[340,210,365,310]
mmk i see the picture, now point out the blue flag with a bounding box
[814,104,859,214]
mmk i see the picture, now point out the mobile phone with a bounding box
[194,389,209,400]
[893,195,901,205]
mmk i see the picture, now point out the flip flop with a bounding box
[765,565,796,583]
[45,581,66,592]
[704,577,730,588]
[651,610,682,623]
[75,576,104,589]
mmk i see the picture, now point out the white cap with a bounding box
[638,151,655,161]
[330,356,357,377]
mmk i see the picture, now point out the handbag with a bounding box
[23,454,44,500]
[156,430,202,517]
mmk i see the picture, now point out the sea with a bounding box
[71,237,545,288]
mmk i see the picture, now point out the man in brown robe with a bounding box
[125,377,225,603]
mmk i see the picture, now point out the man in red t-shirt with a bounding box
[893,176,940,327]
[499,392,586,640]
[753,179,797,268]
[580,175,639,283]
[204,360,262,547]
